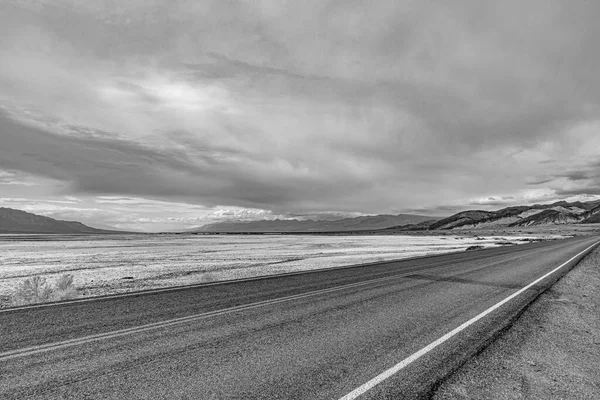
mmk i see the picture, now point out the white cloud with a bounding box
[1,1,600,230]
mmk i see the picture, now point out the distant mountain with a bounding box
[194,214,438,233]
[0,207,120,234]
[430,200,600,230]
[383,219,439,231]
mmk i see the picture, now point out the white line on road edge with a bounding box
[338,240,600,400]
[0,264,448,362]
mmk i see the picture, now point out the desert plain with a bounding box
[0,232,568,307]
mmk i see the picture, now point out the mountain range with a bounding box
[196,200,600,233]
[2,199,600,234]
[0,207,119,234]
[194,214,436,233]
[427,200,600,230]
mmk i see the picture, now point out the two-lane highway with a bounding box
[1,236,598,399]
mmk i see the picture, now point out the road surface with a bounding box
[0,236,598,399]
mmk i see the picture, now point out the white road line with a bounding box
[338,240,600,400]
[0,265,447,362]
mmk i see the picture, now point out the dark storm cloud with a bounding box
[534,159,600,200]
[0,112,209,190]
[527,177,554,186]
[527,171,591,186]
[0,112,377,211]
[556,187,600,197]
[558,171,590,181]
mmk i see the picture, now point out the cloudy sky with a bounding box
[1,0,600,231]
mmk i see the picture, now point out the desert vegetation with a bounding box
[12,274,76,305]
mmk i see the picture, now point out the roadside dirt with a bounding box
[433,247,600,399]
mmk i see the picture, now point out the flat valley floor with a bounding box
[0,233,560,306]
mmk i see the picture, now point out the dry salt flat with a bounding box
[0,233,563,302]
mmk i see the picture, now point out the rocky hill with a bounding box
[428,211,498,230]
[431,200,600,230]
[194,214,437,233]
[580,204,600,224]
[0,207,119,234]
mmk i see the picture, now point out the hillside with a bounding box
[431,200,600,230]
[0,207,119,234]
[580,204,600,224]
[428,211,497,230]
[194,214,437,233]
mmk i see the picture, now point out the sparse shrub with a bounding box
[52,274,76,301]
[55,274,74,291]
[465,245,485,251]
[198,272,217,283]
[12,274,76,306]
[12,276,52,305]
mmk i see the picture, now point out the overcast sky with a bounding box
[1,1,600,231]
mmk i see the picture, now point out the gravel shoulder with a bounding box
[433,246,600,399]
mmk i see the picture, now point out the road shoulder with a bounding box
[433,246,600,399]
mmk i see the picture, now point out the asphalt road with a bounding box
[0,236,598,399]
